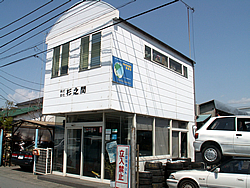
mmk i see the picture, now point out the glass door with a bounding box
[66,129,81,175]
[83,127,102,177]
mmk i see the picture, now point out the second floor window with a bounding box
[52,42,70,78]
[79,32,101,71]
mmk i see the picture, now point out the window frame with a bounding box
[79,32,102,72]
[51,42,70,78]
[144,45,188,78]
[207,117,236,131]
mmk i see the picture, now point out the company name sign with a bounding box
[112,56,133,87]
[60,86,86,97]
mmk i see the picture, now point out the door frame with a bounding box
[63,121,104,178]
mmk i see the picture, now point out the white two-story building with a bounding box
[43,0,196,184]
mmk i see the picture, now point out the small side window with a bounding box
[170,58,182,74]
[145,45,151,61]
[183,66,188,78]
[237,118,250,131]
[207,117,235,131]
[220,160,250,174]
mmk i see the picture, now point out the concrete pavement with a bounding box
[0,166,110,188]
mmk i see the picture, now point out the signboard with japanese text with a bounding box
[112,56,133,87]
[60,86,86,97]
[115,145,130,188]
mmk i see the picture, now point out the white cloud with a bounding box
[8,88,43,104]
[228,98,250,105]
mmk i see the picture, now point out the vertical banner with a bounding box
[115,145,130,188]
[112,56,133,87]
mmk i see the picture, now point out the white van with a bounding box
[194,116,250,164]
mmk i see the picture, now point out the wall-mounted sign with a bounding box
[113,56,133,87]
[60,86,86,97]
[115,145,130,188]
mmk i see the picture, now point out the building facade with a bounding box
[43,0,196,183]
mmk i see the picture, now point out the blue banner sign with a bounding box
[112,56,133,87]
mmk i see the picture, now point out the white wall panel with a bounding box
[44,1,195,123]
[110,24,195,121]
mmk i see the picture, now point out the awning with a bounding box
[196,114,211,123]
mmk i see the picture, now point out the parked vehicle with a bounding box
[167,157,250,188]
[194,116,250,164]
[11,142,53,170]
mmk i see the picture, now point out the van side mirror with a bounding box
[214,168,220,173]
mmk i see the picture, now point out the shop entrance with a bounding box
[66,127,102,177]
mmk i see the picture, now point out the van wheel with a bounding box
[202,145,221,165]
[179,179,198,188]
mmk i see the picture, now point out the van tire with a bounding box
[202,145,221,165]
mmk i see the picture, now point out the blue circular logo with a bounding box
[114,62,124,78]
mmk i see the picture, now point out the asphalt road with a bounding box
[0,166,72,188]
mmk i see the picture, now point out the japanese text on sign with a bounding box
[60,86,86,97]
[115,145,130,188]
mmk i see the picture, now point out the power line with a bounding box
[0,75,41,92]
[0,0,71,39]
[0,0,53,30]
[0,0,83,49]
[0,0,132,59]
[0,69,43,85]
[0,1,97,56]
[0,43,43,60]
[0,93,8,101]
[0,87,17,103]
[0,81,33,101]
[0,0,179,69]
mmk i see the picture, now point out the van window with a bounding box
[207,117,235,131]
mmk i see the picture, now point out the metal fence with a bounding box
[33,148,52,175]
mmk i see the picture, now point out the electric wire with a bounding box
[0,0,84,49]
[0,1,97,56]
[0,0,70,39]
[0,87,17,103]
[0,69,43,85]
[0,0,53,30]
[0,0,134,58]
[0,1,136,103]
[0,43,42,60]
[0,75,41,92]
[0,81,33,100]
[0,0,179,69]
[0,82,41,119]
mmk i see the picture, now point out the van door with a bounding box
[234,118,250,154]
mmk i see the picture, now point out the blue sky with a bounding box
[0,0,249,109]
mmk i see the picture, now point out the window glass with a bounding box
[105,112,132,180]
[145,45,151,61]
[137,116,152,156]
[172,121,188,129]
[237,118,250,131]
[153,49,168,66]
[155,118,169,155]
[207,117,235,131]
[61,43,69,75]
[172,131,179,158]
[80,36,89,71]
[220,160,250,174]
[90,32,101,67]
[170,58,182,74]
[183,66,188,78]
[52,46,60,77]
